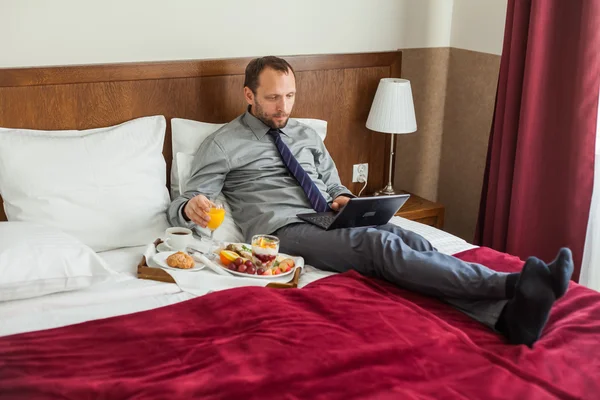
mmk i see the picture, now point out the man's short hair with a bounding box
[244,56,295,93]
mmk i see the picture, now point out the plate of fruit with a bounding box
[215,235,301,279]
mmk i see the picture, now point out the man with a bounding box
[168,56,574,347]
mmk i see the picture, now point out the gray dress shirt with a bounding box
[167,108,353,241]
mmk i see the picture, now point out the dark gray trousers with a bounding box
[275,223,509,328]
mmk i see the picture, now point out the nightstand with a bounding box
[395,192,445,229]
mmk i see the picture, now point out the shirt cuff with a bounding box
[180,201,191,222]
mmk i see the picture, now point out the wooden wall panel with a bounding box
[293,67,389,194]
[0,52,401,221]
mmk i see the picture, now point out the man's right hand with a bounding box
[183,195,214,228]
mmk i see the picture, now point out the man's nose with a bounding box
[277,98,290,113]
[276,98,285,111]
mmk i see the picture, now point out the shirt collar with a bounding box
[243,105,292,140]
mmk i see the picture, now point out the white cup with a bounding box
[164,227,193,251]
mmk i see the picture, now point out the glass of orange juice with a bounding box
[204,202,225,255]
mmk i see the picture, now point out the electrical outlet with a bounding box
[352,163,369,183]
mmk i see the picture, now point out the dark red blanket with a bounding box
[1,247,599,399]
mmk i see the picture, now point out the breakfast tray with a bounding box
[137,239,302,289]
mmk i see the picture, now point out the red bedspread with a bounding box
[1,247,599,399]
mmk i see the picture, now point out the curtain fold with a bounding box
[476,0,600,281]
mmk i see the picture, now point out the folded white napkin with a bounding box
[143,238,306,297]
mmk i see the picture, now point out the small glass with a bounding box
[251,235,280,268]
[202,202,225,257]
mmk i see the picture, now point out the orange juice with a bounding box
[207,207,225,231]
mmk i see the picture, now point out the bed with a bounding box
[1,52,599,399]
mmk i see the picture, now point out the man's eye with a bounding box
[287,94,295,98]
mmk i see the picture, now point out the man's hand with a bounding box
[330,196,351,212]
[183,195,215,228]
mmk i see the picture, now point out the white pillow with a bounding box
[176,152,245,243]
[295,118,327,141]
[170,118,226,198]
[170,117,327,198]
[0,116,171,251]
[0,222,117,301]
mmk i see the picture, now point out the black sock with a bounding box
[505,273,520,298]
[495,248,575,347]
[547,247,574,298]
[495,257,556,347]
[495,305,509,335]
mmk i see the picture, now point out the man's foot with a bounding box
[495,249,574,347]
[547,247,574,298]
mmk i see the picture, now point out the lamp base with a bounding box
[373,183,397,196]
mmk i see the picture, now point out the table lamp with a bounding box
[366,78,417,195]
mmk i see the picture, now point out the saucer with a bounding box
[156,242,174,252]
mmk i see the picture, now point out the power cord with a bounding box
[358,176,368,197]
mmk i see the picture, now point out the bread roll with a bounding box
[166,251,195,269]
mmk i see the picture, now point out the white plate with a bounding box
[152,251,205,272]
[222,264,298,279]
[214,246,300,279]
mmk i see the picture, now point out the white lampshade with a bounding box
[366,78,417,134]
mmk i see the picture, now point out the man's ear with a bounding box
[243,87,254,105]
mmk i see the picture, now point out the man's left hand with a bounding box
[331,196,351,212]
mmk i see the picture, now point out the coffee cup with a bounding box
[164,227,193,251]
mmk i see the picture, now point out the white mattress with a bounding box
[0,218,475,337]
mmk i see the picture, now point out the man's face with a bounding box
[245,67,296,129]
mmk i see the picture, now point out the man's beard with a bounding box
[253,100,289,129]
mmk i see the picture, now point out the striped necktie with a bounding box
[268,129,330,212]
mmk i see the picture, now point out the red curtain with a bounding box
[476,0,600,281]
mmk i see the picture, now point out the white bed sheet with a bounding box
[0,246,193,337]
[0,218,476,337]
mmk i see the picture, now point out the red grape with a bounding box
[247,265,257,274]
[234,258,244,267]
[245,260,254,268]
[228,264,237,271]
[237,264,248,273]
[257,268,266,275]
[257,254,275,262]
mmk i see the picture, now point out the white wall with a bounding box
[0,0,454,68]
[450,0,508,55]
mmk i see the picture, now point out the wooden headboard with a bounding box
[0,51,401,221]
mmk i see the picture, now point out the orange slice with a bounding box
[219,250,239,266]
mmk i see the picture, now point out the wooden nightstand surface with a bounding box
[395,192,445,229]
